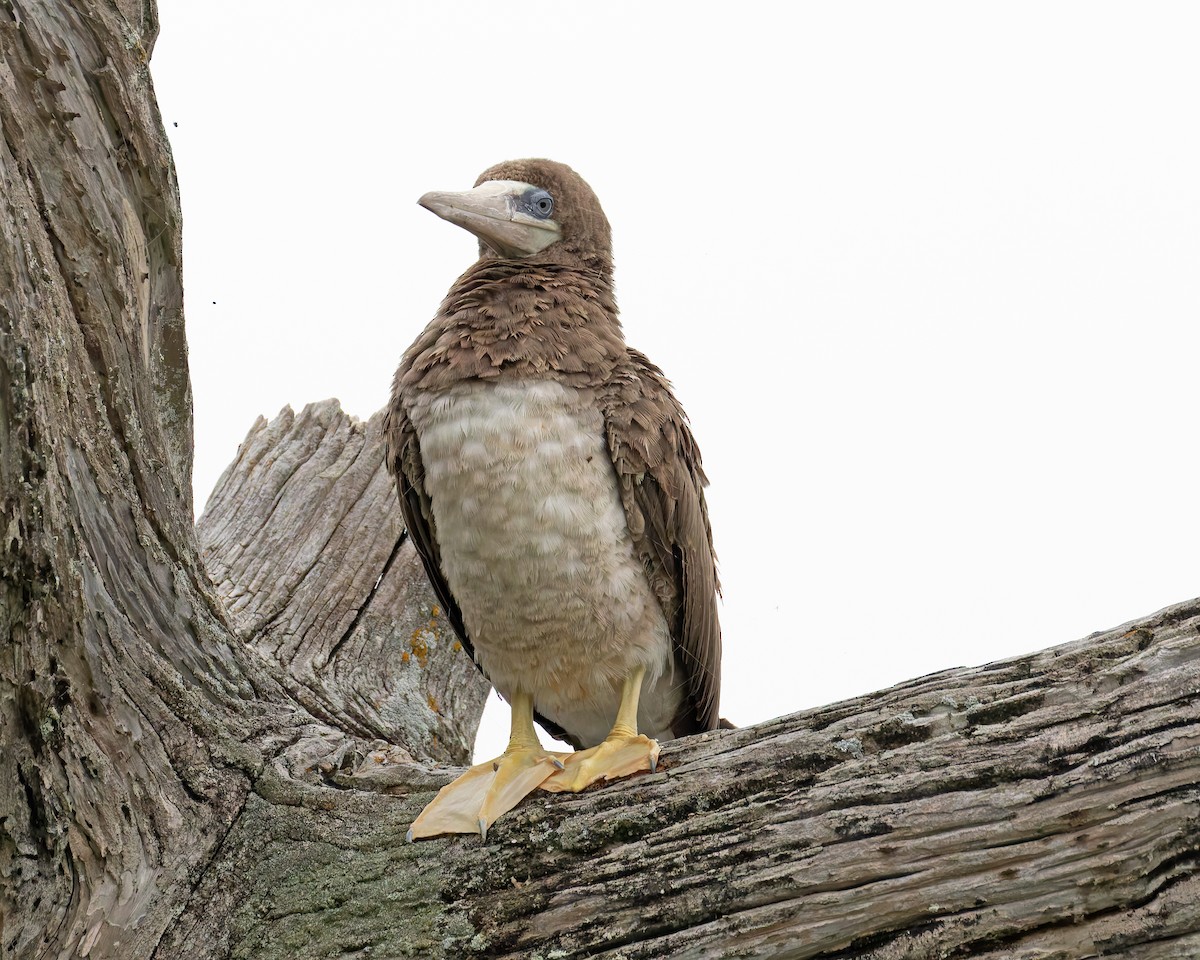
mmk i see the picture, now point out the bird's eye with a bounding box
[527,189,554,220]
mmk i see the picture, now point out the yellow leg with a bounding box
[541,667,661,793]
[407,692,570,841]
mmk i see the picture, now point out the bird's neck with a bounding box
[452,259,616,311]
[400,261,627,393]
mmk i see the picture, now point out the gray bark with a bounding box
[196,401,488,765]
[2,2,1199,959]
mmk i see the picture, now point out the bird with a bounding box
[384,159,722,841]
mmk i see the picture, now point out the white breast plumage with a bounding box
[407,377,679,746]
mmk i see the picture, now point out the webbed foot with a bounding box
[540,732,660,793]
[408,744,569,840]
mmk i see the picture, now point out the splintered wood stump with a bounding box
[196,400,488,765]
[2,1,1199,958]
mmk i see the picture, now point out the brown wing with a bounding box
[603,349,722,736]
[382,397,580,746]
[383,401,472,659]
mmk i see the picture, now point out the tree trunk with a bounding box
[2,3,1198,959]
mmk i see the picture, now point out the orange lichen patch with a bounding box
[427,694,441,714]
[409,629,430,666]
[431,605,440,618]
[401,651,411,664]
[451,641,462,652]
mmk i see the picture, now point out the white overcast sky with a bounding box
[152,2,1200,759]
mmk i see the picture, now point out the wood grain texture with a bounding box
[197,401,488,764]
[0,3,258,956]
[158,596,1200,959]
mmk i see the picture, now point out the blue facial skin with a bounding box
[519,188,555,220]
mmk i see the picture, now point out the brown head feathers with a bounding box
[473,159,613,277]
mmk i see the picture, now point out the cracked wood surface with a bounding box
[3,2,1200,958]
[197,401,488,765]
[1,3,293,956]
[153,596,1200,959]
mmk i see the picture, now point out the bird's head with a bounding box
[418,159,613,274]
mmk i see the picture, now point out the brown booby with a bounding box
[384,159,722,840]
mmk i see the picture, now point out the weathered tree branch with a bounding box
[196,401,488,764]
[2,2,1199,959]
[189,440,1200,958]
